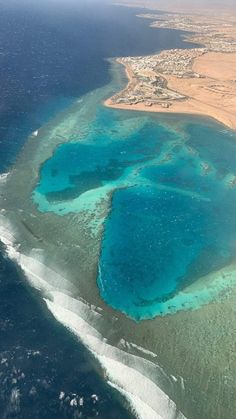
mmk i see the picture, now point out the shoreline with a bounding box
[104,55,236,131]
[1,16,236,418]
[2,65,236,418]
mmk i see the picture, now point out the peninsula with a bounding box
[105,10,236,129]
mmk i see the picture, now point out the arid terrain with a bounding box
[106,10,236,129]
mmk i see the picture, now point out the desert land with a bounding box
[106,10,236,129]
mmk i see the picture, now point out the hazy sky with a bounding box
[115,0,236,11]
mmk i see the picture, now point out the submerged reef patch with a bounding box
[33,107,236,320]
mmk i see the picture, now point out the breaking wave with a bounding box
[0,213,186,419]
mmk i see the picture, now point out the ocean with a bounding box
[2,0,236,418]
[0,1,202,418]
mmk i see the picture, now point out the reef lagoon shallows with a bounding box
[1,61,236,419]
[33,90,236,320]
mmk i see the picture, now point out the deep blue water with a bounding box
[0,0,201,416]
[0,244,132,419]
[0,0,198,170]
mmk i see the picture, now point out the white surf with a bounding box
[0,213,186,419]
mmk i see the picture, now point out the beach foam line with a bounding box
[0,213,186,419]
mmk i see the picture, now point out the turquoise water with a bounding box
[33,106,236,320]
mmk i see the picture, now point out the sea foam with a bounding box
[0,172,9,184]
[0,213,186,419]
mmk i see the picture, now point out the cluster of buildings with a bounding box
[138,12,236,53]
[112,48,205,107]
[110,11,236,108]
[125,48,206,78]
[113,69,185,107]
[137,13,215,34]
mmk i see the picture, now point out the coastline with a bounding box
[104,53,236,131]
[1,59,236,419]
[1,7,236,417]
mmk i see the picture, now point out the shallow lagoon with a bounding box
[33,105,236,320]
